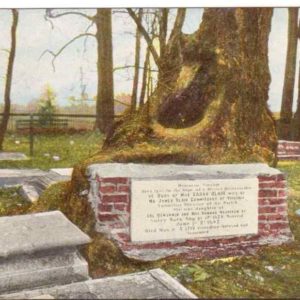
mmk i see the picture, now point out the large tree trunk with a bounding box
[278,8,299,140]
[95,9,114,134]
[0,9,18,151]
[131,9,143,113]
[153,8,186,111]
[292,59,300,140]
[154,8,276,163]
[139,46,150,107]
[105,8,276,164]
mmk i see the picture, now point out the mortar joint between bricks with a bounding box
[259,203,287,207]
[111,209,129,215]
[258,197,287,200]
[100,192,129,196]
[100,182,117,187]
[260,211,288,216]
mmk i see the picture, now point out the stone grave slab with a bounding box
[0,211,91,293]
[0,169,48,187]
[50,168,73,177]
[87,163,293,261]
[0,152,28,161]
[0,249,88,294]
[20,171,71,202]
[0,268,197,299]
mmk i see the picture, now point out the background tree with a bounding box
[105,8,277,165]
[0,9,18,151]
[290,14,300,140]
[139,46,150,107]
[37,84,57,126]
[138,10,158,107]
[127,8,186,109]
[291,59,300,140]
[279,8,299,139]
[44,8,114,134]
[131,8,143,113]
[95,9,114,133]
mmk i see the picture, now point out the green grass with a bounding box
[0,131,103,170]
[160,161,300,298]
[163,244,300,298]
[277,160,300,191]
[0,186,31,216]
[277,161,300,240]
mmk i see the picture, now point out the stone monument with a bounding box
[87,163,293,261]
[0,211,91,293]
[0,211,196,299]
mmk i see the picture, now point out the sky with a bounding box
[0,8,298,112]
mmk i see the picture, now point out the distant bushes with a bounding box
[17,127,92,135]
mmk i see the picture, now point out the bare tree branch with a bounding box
[112,9,128,14]
[127,8,160,68]
[39,33,95,71]
[46,8,94,21]
[113,9,157,15]
[0,9,18,150]
[159,8,169,57]
[44,12,55,29]
[114,98,131,107]
[167,8,186,45]
[0,49,10,54]
[83,22,95,54]
[113,65,158,72]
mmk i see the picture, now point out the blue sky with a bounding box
[0,8,297,112]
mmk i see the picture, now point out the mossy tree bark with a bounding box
[279,8,299,140]
[0,9,18,151]
[105,8,277,164]
[155,8,186,104]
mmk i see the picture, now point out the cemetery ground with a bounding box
[0,160,299,298]
[0,131,103,169]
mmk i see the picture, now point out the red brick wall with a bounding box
[278,140,300,159]
[258,174,290,237]
[95,174,293,261]
[97,176,131,230]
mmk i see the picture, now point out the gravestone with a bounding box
[20,169,72,202]
[87,163,293,261]
[0,211,197,299]
[50,168,73,177]
[130,178,258,242]
[277,140,300,160]
[0,169,48,187]
[0,211,91,293]
[1,269,197,299]
[0,152,28,161]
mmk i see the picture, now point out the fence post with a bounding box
[29,114,34,156]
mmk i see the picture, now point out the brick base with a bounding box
[277,140,300,160]
[91,172,294,261]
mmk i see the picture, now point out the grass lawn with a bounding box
[0,160,299,298]
[0,131,103,170]
[0,186,31,216]
[160,161,300,298]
